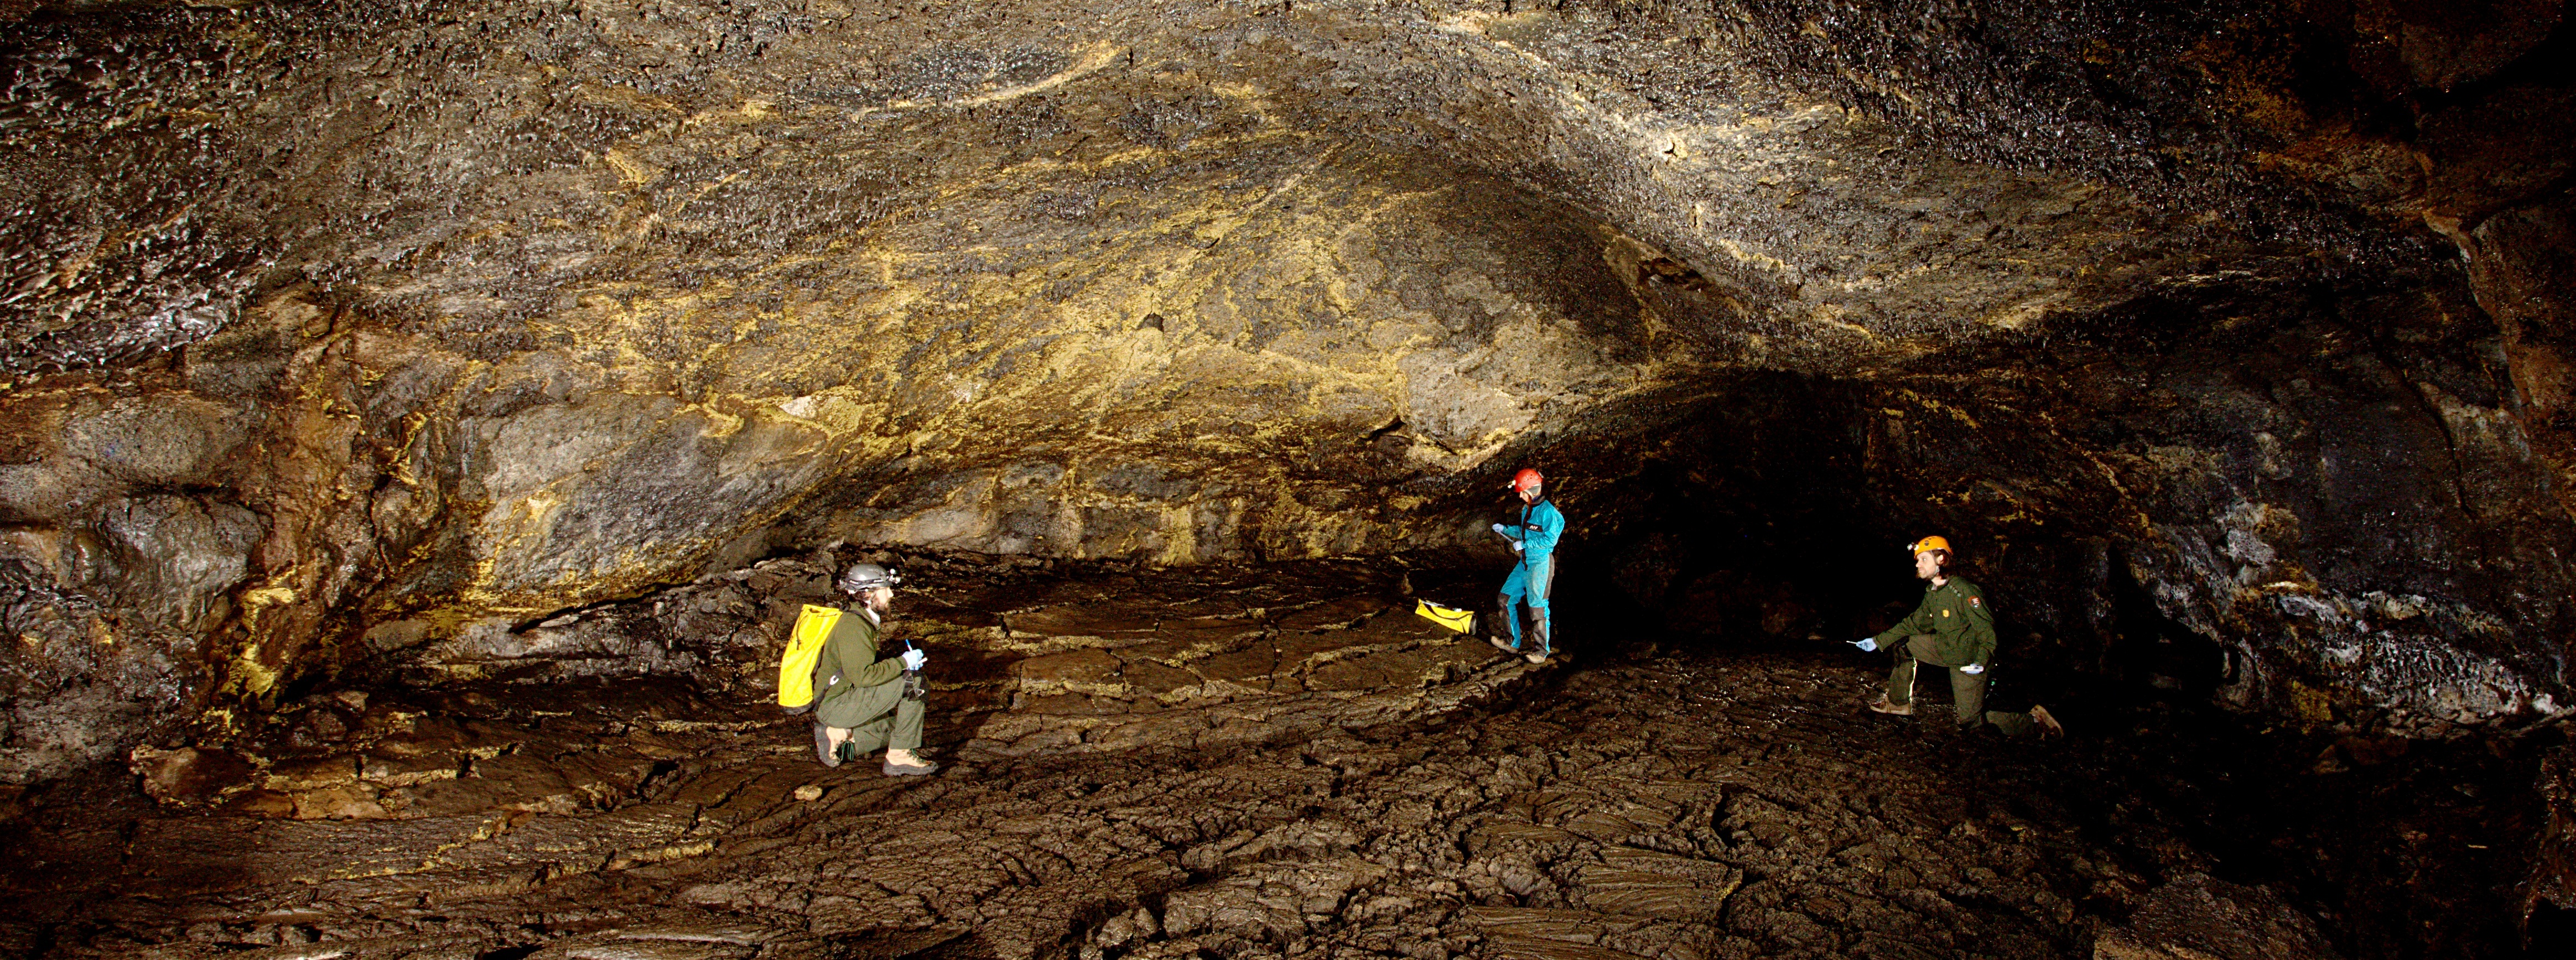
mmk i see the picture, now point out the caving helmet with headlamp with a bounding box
[1906,536,1951,557]
[1508,468,1544,496]
[835,562,901,594]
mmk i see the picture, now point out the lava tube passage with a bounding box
[5,2,2575,958]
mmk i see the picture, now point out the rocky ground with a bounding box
[0,559,2562,960]
[0,649,2342,960]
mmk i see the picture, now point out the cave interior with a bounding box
[4,1,2576,959]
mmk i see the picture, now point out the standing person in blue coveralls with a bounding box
[1488,467,1564,664]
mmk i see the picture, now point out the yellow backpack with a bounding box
[777,604,843,709]
[1414,599,1474,634]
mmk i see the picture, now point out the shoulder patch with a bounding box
[1969,596,1981,607]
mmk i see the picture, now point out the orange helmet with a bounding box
[1508,468,1544,494]
[1907,536,1951,556]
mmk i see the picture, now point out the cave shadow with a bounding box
[1389,365,2569,959]
[1395,369,1921,657]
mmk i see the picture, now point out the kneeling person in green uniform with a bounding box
[1851,536,2063,738]
[812,562,938,775]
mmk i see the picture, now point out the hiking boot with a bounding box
[882,749,939,777]
[1523,649,1549,664]
[1868,696,1914,716]
[2030,704,2064,739]
[813,722,840,768]
[1488,635,1519,654]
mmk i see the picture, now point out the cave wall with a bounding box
[1860,268,2575,733]
[1,0,2571,789]
[1476,259,2576,739]
[0,155,1673,782]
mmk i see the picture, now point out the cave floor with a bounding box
[0,551,2539,960]
[2,644,2342,960]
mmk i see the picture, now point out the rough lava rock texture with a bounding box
[6,559,2563,958]
[3,0,2576,951]
[0,629,2456,960]
[6,0,2572,771]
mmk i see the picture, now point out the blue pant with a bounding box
[1499,555,1554,650]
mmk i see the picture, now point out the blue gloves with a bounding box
[1960,663,1984,675]
[899,649,927,671]
[1850,638,1877,652]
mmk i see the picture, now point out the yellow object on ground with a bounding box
[1414,599,1474,634]
[776,604,843,708]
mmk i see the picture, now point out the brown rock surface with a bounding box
[1,2,2571,794]
[28,629,2534,959]
[1,2,2574,956]
[2094,872,2344,960]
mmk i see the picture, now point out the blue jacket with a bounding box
[1503,498,1565,563]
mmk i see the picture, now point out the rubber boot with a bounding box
[813,722,841,768]
[1488,593,1519,653]
[883,749,939,776]
[1523,613,1551,664]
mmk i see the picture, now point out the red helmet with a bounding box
[1508,468,1544,494]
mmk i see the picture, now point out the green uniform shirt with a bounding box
[811,606,906,707]
[1873,577,1998,669]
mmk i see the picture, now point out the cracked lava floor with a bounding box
[1,558,2525,960]
[6,651,2319,960]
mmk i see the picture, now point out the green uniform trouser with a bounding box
[1887,635,2040,737]
[816,676,925,754]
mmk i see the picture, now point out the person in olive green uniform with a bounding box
[1851,537,2063,738]
[812,562,937,775]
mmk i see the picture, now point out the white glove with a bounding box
[1851,638,1877,652]
[1510,540,1524,554]
[899,649,926,671]
[1490,523,1512,537]
[1960,663,1984,675]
